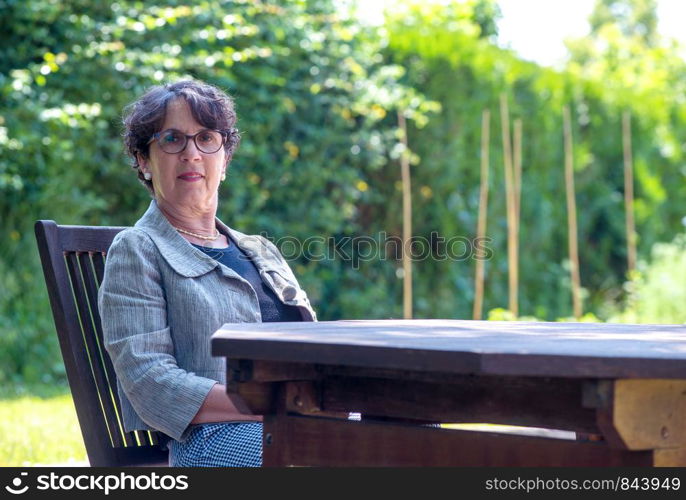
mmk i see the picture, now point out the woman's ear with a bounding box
[137,154,153,181]
[137,153,148,170]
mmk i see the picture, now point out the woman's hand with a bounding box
[191,383,263,424]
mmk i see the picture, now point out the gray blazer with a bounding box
[98,201,316,441]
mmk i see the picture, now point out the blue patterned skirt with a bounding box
[168,422,262,467]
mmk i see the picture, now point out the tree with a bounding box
[588,0,659,46]
[0,0,433,384]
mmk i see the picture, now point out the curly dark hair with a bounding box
[122,79,241,193]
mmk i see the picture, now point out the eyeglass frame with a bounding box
[147,128,228,155]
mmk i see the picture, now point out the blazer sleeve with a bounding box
[98,229,216,441]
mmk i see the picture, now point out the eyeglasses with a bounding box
[148,128,226,154]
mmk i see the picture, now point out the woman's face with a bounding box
[139,98,227,216]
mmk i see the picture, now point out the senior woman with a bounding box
[98,79,316,467]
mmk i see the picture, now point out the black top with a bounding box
[193,240,302,323]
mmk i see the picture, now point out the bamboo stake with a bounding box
[473,109,490,320]
[398,111,413,319]
[622,111,637,276]
[500,94,518,317]
[562,105,582,319]
[513,118,523,233]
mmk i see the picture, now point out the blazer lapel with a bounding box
[134,201,218,278]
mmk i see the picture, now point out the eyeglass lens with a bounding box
[158,129,223,154]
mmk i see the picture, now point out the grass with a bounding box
[0,384,87,466]
[0,385,576,466]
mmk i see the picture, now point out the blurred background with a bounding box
[1,0,685,464]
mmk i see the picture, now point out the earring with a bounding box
[221,173,226,181]
[143,172,152,181]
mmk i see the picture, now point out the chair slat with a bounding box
[65,252,126,448]
[91,251,106,286]
[77,252,136,448]
[147,430,160,446]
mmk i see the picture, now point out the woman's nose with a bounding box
[180,138,202,160]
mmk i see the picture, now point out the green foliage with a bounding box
[587,0,659,46]
[607,234,686,324]
[382,0,686,320]
[0,0,434,383]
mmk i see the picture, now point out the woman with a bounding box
[98,79,316,467]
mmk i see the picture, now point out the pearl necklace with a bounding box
[173,226,220,241]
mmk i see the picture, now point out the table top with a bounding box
[211,319,686,378]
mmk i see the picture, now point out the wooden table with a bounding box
[211,319,686,466]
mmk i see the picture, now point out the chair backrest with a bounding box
[35,220,168,467]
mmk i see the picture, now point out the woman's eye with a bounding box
[163,132,180,143]
[198,133,213,143]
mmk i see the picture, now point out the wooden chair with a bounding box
[35,220,169,467]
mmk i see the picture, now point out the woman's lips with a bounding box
[177,172,204,182]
